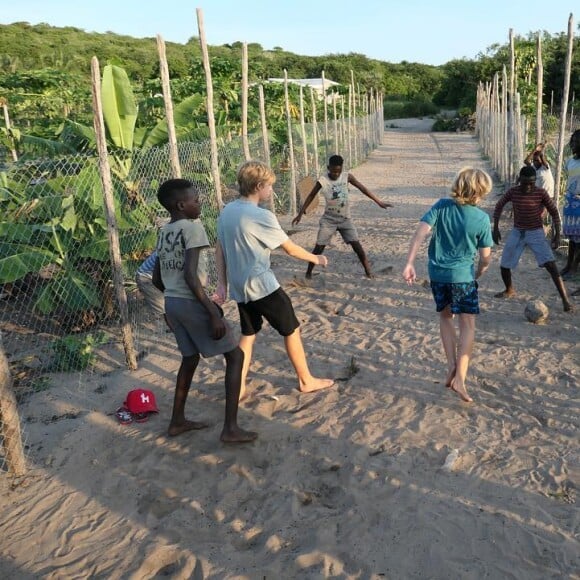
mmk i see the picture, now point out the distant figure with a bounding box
[403,167,493,403]
[216,160,334,402]
[292,154,393,278]
[493,165,573,312]
[152,178,257,443]
[561,129,580,281]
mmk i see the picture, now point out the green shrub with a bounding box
[50,331,107,371]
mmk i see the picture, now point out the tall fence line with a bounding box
[0,102,383,474]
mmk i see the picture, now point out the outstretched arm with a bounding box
[348,173,393,209]
[292,182,322,225]
[280,239,328,267]
[402,221,431,285]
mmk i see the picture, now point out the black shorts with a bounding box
[237,287,300,336]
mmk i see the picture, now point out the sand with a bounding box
[1,119,579,579]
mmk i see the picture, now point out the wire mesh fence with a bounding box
[0,108,383,474]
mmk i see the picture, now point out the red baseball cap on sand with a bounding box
[124,389,158,414]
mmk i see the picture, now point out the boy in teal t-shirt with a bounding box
[403,167,493,404]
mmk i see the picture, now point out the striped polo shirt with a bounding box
[493,185,561,230]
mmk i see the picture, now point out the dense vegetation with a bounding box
[1,22,578,154]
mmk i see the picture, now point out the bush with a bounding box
[383,98,439,120]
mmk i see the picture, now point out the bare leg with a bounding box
[168,354,210,436]
[350,241,373,278]
[306,244,325,279]
[544,261,573,312]
[450,314,476,403]
[438,306,456,388]
[495,267,516,298]
[560,240,576,275]
[284,327,334,392]
[221,348,258,443]
[238,333,257,401]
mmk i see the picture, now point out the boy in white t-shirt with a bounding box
[152,178,257,443]
[292,154,393,278]
[216,161,334,401]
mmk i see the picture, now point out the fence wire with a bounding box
[0,109,383,473]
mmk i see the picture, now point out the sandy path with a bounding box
[1,120,578,579]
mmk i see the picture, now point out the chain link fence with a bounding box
[0,108,383,473]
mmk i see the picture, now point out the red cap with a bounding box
[124,389,158,414]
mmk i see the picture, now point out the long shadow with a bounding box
[2,129,578,578]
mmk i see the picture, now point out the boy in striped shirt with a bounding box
[492,165,573,312]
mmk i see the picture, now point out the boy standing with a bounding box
[403,167,493,403]
[493,165,573,312]
[152,178,257,443]
[292,154,392,278]
[561,129,580,279]
[216,161,334,401]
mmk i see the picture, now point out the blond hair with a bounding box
[237,160,276,196]
[450,167,492,206]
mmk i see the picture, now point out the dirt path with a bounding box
[1,121,578,579]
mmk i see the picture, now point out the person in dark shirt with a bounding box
[493,165,573,312]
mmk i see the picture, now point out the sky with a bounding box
[1,1,576,66]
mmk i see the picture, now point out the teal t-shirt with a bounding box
[421,198,493,283]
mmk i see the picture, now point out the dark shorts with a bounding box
[430,281,480,314]
[238,287,300,336]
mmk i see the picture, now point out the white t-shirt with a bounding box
[217,198,289,303]
[536,165,554,197]
[318,170,350,219]
[156,219,209,299]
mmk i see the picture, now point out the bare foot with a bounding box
[494,289,516,299]
[563,301,574,312]
[364,272,375,279]
[305,272,313,280]
[168,419,210,437]
[450,379,473,403]
[445,367,456,389]
[220,426,258,443]
[298,378,335,393]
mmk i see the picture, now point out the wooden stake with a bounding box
[0,332,26,475]
[157,35,181,178]
[241,42,250,161]
[196,8,223,207]
[90,57,137,371]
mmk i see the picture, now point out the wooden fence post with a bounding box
[283,70,297,215]
[0,332,26,475]
[90,57,137,371]
[196,8,223,208]
[554,13,575,203]
[241,42,251,161]
[157,35,181,178]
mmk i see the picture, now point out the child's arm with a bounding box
[492,193,510,243]
[292,182,322,225]
[152,256,164,292]
[213,241,227,305]
[184,247,226,339]
[475,247,492,279]
[280,239,328,267]
[348,173,393,209]
[402,221,431,285]
[542,192,562,247]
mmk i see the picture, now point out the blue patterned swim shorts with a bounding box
[430,281,479,314]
